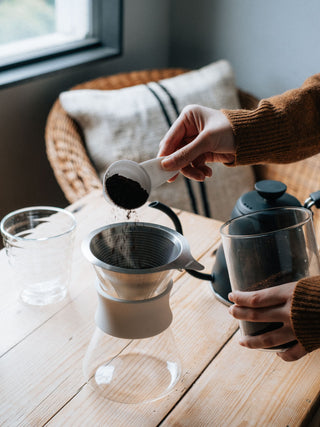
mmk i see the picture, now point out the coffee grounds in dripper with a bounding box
[105,174,149,210]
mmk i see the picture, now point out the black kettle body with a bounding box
[149,180,320,306]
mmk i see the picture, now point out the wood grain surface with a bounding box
[0,191,319,426]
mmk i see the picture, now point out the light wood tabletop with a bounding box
[1,190,319,427]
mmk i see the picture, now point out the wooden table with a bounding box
[1,191,320,427]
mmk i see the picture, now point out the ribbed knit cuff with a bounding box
[290,277,320,353]
[222,101,294,166]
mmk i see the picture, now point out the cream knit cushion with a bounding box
[60,60,255,220]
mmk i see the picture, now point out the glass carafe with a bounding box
[82,222,189,403]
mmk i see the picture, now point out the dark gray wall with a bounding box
[170,0,320,98]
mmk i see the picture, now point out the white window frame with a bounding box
[0,0,123,88]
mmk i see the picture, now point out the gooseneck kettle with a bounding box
[150,180,320,305]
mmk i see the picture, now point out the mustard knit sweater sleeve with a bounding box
[223,73,320,353]
[291,277,320,352]
[223,73,320,166]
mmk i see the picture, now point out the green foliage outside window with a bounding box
[0,0,55,45]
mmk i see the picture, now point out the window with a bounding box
[0,0,123,88]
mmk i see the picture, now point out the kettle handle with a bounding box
[304,191,320,210]
[148,201,183,234]
[148,201,214,281]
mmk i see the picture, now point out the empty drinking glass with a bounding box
[1,206,76,305]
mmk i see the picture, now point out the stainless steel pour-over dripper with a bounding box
[82,222,189,404]
[82,222,203,300]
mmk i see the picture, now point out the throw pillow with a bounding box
[60,60,255,220]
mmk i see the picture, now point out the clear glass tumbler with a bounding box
[1,206,76,305]
[220,207,320,351]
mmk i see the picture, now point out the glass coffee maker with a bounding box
[82,221,203,404]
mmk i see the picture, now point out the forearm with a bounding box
[223,74,320,166]
[291,276,320,353]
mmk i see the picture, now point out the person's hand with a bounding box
[228,283,308,362]
[157,105,235,182]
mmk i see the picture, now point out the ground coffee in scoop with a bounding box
[105,174,149,210]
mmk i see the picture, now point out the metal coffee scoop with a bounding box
[103,158,179,209]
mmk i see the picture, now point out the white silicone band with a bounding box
[95,280,173,339]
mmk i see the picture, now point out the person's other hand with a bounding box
[158,105,235,182]
[228,283,308,362]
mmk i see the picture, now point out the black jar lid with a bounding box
[231,180,301,218]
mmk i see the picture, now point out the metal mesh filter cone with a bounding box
[82,221,202,300]
[89,223,181,271]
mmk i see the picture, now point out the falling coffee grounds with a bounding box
[105,174,149,210]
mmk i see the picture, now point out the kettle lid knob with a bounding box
[254,180,287,200]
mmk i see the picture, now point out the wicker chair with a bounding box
[46,67,320,244]
[45,68,259,204]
